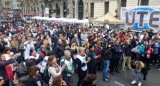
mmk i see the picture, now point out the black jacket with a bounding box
[75,56,87,77]
[0,41,7,53]
[123,44,133,56]
[131,39,137,48]
[26,77,38,86]
[55,44,64,59]
[101,48,113,60]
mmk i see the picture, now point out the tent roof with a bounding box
[93,12,125,24]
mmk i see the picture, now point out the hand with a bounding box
[72,71,74,74]
[95,56,99,59]
[87,57,91,62]
[131,69,135,72]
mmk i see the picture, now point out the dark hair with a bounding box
[29,65,39,77]
[89,45,94,49]
[26,60,35,69]
[47,51,54,56]
[30,49,35,56]
[3,47,11,54]
[52,76,66,86]
[81,74,97,86]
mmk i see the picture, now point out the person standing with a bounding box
[110,41,122,75]
[71,34,80,47]
[101,44,113,82]
[76,47,90,86]
[0,54,16,86]
[60,50,74,86]
[47,56,66,86]
[55,39,64,65]
[122,40,133,71]
[88,45,99,75]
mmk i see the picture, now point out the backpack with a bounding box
[43,67,50,84]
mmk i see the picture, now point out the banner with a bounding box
[121,6,160,32]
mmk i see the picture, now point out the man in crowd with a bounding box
[61,50,75,86]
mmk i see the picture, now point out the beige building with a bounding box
[16,0,160,18]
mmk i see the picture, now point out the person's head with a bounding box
[0,54,6,61]
[74,34,78,39]
[47,51,54,56]
[125,40,130,44]
[133,36,137,39]
[47,56,57,66]
[40,45,46,51]
[78,47,85,56]
[58,39,62,45]
[64,50,71,58]
[0,76,4,86]
[96,41,101,47]
[3,47,11,54]
[135,61,144,71]
[29,65,39,77]
[52,76,67,86]
[30,49,36,56]
[82,74,97,86]
[89,45,95,51]
[115,40,120,45]
[71,43,77,49]
[107,44,112,48]
[11,36,17,41]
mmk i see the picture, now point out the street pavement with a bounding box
[70,65,160,86]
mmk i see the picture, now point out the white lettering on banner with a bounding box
[120,6,160,32]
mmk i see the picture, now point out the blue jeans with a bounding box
[158,57,160,69]
[132,69,143,83]
[103,60,110,79]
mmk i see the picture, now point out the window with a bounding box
[141,0,149,6]
[105,2,109,14]
[121,0,126,7]
[90,3,94,17]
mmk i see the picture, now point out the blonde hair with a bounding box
[78,47,85,54]
[71,43,77,50]
[135,61,144,71]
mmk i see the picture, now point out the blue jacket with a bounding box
[113,45,122,58]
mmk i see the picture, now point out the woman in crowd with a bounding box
[137,42,145,60]
[76,47,90,86]
[47,56,66,86]
[39,45,47,58]
[3,47,13,60]
[29,49,40,60]
[131,61,148,86]
[81,74,97,86]
[0,54,16,86]
[102,43,113,82]
[52,76,67,86]
[95,41,102,71]
[26,65,41,86]
[11,36,19,53]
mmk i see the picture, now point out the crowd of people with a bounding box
[0,18,160,86]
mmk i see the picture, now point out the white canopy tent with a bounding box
[30,16,89,24]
